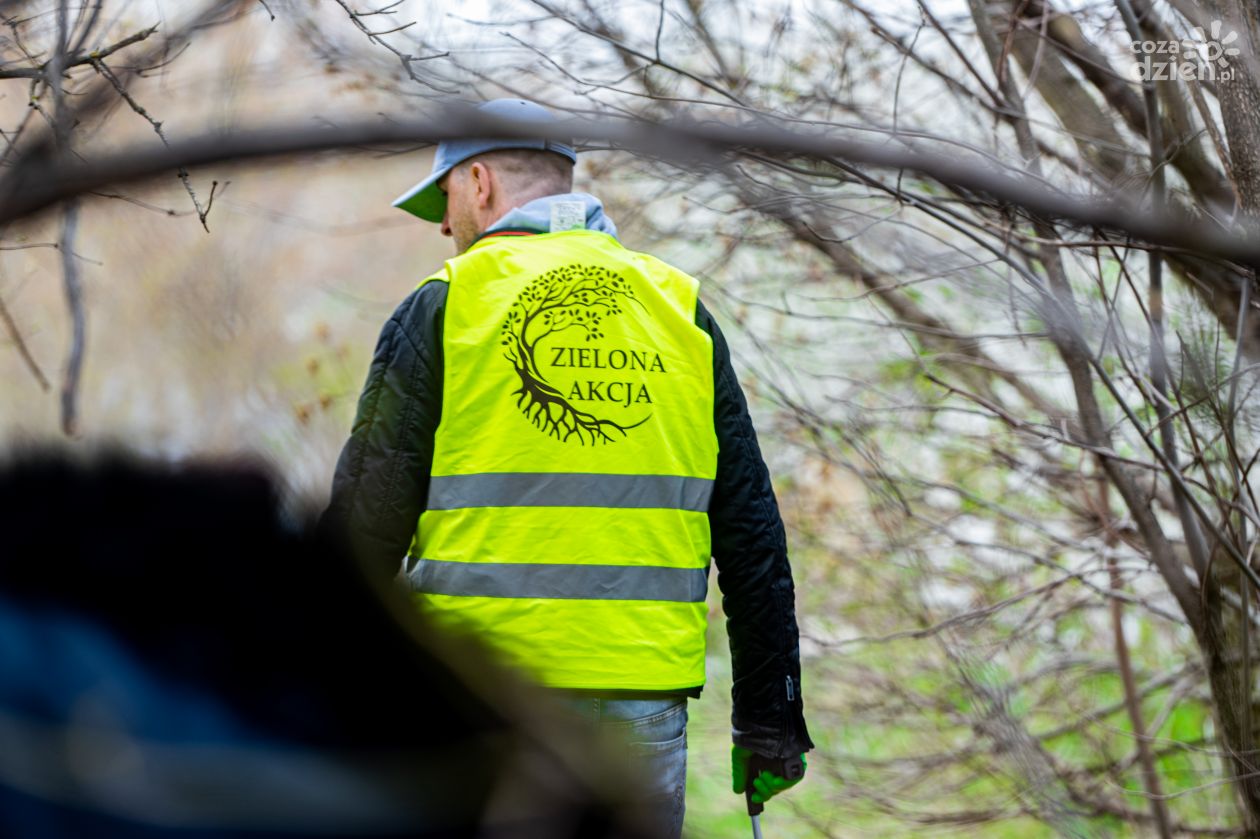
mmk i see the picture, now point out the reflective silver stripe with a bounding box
[410,559,708,603]
[427,472,713,512]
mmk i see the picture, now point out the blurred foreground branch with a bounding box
[4,107,1260,269]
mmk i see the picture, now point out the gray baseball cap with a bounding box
[392,99,577,222]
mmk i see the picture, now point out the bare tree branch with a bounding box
[4,107,1260,269]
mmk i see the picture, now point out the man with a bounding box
[325,98,814,837]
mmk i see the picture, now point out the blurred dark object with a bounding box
[0,450,653,838]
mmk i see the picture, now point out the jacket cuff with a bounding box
[732,682,816,759]
[732,718,814,759]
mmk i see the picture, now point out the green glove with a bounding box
[731,745,807,804]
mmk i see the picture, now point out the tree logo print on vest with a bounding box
[500,264,665,445]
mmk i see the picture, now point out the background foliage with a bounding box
[4,0,1260,835]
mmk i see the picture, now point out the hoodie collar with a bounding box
[482,192,618,239]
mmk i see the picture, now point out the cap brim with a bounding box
[392,171,447,222]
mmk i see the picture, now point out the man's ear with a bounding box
[468,161,494,209]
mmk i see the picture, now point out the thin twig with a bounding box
[0,24,158,80]
[89,56,211,230]
[49,0,84,437]
[1097,453,1173,838]
[0,287,49,392]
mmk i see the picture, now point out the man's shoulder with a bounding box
[397,276,449,317]
[384,279,449,351]
[693,296,719,336]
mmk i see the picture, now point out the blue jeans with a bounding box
[550,696,687,838]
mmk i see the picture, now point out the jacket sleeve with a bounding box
[698,299,815,759]
[322,281,448,579]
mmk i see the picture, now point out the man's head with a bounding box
[437,147,574,253]
[393,99,577,252]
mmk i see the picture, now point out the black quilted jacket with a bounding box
[324,276,814,760]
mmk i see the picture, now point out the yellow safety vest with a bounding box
[408,229,717,691]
